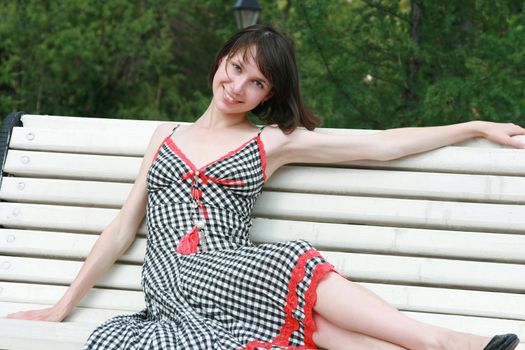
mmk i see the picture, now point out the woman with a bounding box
[6,24,523,350]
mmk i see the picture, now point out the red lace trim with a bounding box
[152,136,169,162]
[165,135,258,172]
[303,263,335,348]
[241,249,335,350]
[256,135,267,183]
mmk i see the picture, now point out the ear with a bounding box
[263,91,274,102]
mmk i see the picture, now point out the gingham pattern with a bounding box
[85,126,335,349]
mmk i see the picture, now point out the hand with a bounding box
[4,305,67,322]
[478,121,525,149]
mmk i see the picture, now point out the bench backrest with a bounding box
[1,112,524,339]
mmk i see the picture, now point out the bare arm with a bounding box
[5,123,176,321]
[282,121,525,164]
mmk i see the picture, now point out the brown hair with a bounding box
[209,24,321,133]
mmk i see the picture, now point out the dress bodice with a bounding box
[146,129,267,253]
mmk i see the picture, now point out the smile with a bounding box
[223,87,242,104]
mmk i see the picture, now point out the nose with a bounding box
[230,76,247,95]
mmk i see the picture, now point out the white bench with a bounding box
[0,112,524,349]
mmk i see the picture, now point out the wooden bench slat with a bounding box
[0,317,97,350]
[323,251,525,292]
[0,309,522,350]
[0,302,134,324]
[0,256,142,290]
[251,219,525,263]
[0,282,145,311]
[361,282,525,321]
[2,280,523,321]
[18,114,525,149]
[406,312,525,342]
[6,150,525,182]
[3,167,525,206]
[21,114,162,130]
[10,127,151,156]
[346,146,525,176]
[0,203,143,234]
[0,177,129,207]
[255,192,525,233]
[3,191,525,237]
[270,166,525,203]
[4,150,141,181]
[2,252,523,293]
[0,229,146,262]
[2,217,523,265]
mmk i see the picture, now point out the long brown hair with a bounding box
[209,24,321,133]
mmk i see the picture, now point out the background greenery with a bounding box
[1,0,524,129]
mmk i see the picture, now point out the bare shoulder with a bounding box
[259,124,289,154]
[149,122,179,143]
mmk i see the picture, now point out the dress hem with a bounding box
[240,248,336,350]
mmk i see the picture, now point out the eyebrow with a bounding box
[234,56,269,86]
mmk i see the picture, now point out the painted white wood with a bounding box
[0,177,131,207]
[19,114,525,148]
[4,150,141,181]
[2,190,525,237]
[0,309,522,350]
[323,251,525,292]
[3,168,525,206]
[0,282,145,311]
[267,166,525,203]
[361,282,525,320]
[407,311,525,342]
[21,114,163,130]
[0,229,146,262]
[1,218,523,265]
[0,317,97,350]
[254,192,525,233]
[1,115,522,349]
[250,219,525,263]
[9,127,151,156]
[0,203,147,234]
[1,251,522,293]
[2,280,523,321]
[0,302,134,324]
[0,256,142,290]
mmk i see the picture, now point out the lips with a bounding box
[223,86,242,105]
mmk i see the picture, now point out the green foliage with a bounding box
[1,0,524,128]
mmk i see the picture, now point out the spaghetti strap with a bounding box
[169,124,181,137]
[257,125,266,136]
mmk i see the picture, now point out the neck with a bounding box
[195,99,250,130]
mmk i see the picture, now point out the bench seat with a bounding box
[0,112,524,349]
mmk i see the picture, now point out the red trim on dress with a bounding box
[152,136,169,163]
[241,249,335,350]
[165,136,258,172]
[303,262,335,348]
[256,135,267,183]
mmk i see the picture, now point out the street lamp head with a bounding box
[234,0,262,29]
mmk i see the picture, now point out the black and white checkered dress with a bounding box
[85,125,336,349]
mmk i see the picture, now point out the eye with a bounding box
[231,62,241,72]
[253,80,264,89]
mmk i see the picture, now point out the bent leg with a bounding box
[312,312,406,350]
[314,272,490,350]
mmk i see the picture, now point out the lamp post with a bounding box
[234,0,262,29]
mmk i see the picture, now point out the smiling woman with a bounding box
[5,24,524,350]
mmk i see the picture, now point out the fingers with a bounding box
[508,137,525,149]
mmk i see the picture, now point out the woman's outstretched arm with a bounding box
[4,123,175,322]
[281,121,525,164]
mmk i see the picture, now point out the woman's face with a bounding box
[212,47,272,117]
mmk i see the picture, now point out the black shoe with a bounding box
[484,334,520,350]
